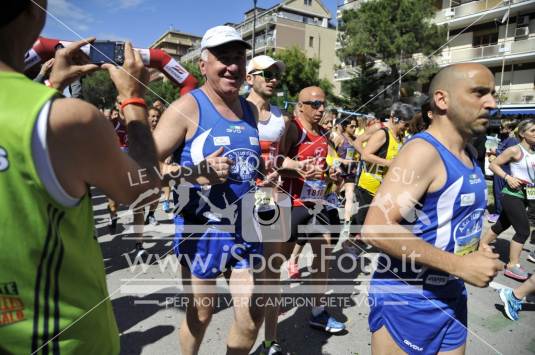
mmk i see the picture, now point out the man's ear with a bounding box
[433,89,449,112]
[199,59,207,76]
[245,74,254,86]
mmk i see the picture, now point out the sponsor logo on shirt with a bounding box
[224,148,259,182]
[460,193,475,207]
[469,173,482,184]
[213,136,231,146]
[226,125,245,134]
[0,282,25,326]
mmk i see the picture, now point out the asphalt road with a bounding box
[91,190,535,355]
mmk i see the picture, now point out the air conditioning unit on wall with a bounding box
[515,26,530,38]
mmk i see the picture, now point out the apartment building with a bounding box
[181,0,339,92]
[436,0,535,115]
[335,0,535,115]
[150,29,202,60]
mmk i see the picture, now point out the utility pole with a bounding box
[252,0,258,57]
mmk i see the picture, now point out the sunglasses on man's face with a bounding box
[301,100,326,110]
[252,70,281,81]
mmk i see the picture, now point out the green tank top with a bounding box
[0,72,119,354]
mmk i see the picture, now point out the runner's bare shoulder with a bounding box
[395,137,445,192]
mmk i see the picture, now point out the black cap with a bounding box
[0,1,30,27]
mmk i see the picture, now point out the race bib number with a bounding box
[526,186,535,200]
[345,148,355,160]
[454,235,479,256]
[300,180,326,201]
[255,187,274,206]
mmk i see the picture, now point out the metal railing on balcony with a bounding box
[440,36,535,64]
[434,0,531,23]
[496,88,535,104]
[181,47,201,62]
[334,67,358,81]
[236,13,277,36]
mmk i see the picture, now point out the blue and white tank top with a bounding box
[173,89,260,230]
[373,132,487,297]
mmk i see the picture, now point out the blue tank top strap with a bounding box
[409,132,478,172]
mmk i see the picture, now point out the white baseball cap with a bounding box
[246,55,285,74]
[201,25,251,50]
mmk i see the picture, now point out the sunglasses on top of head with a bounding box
[251,70,281,81]
[301,100,326,110]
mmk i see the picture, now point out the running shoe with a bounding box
[528,250,535,263]
[487,214,499,224]
[287,261,300,279]
[504,264,528,281]
[309,310,345,333]
[135,243,148,261]
[162,200,172,213]
[500,287,522,321]
[259,340,283,355]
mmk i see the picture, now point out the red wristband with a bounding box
[44,79,54,88]
[120,97,147,111]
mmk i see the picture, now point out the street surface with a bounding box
[90,189,535,355]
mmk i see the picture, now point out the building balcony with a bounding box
[236,13,277,37]
[434,0,535,27]
[497,87,535,105]
[181,47,201,62]
[439,36,535,66]
[334,66,358,81]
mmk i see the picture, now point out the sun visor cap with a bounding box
[201,25,251,50]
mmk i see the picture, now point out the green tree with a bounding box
[272,47,321,99]
[339,0,446,103]
[270,46,337,108]
[341,57,385,114]
[145,79,180,106]
[81,70,117,109]
[182,60,205,87]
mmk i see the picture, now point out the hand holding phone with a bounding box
[48,37,99,91]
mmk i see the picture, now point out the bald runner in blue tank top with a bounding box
[369,132,487,354]
[172,89,261,279]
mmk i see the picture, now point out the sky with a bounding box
[42,0,340,48]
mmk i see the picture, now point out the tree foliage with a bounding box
[81,70,117,109]
[341,57,385,114]
[145,79,180,106]
[271,46,336,107]
[182,60,205,87]
[338,0,446,104]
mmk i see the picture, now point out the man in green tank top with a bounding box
[0,1,160,353]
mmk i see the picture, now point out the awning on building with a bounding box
[492,108,535,116]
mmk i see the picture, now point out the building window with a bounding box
[309,36,314,47]
[473,30,498,47]
[304,0,312,5]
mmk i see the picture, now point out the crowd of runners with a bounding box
[1,1,534,355]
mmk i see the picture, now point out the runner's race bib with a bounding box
[300,180,327,201]
[345,147,355,160]
[526,185,535,200]
[255,187,274,206]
